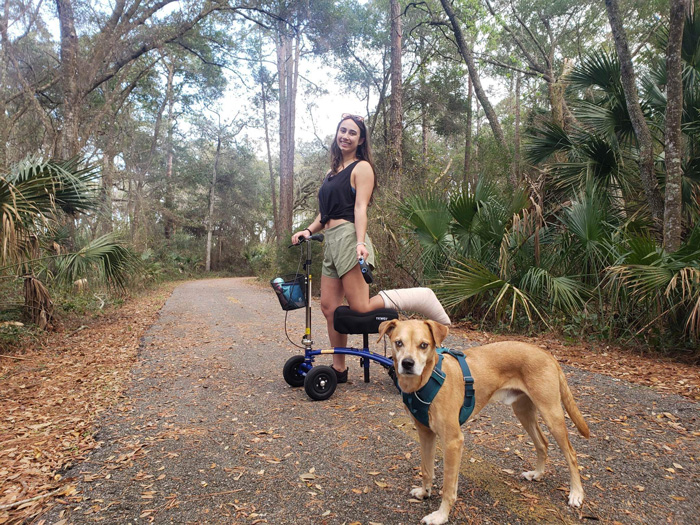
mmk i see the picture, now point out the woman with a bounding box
[292,113,450,383]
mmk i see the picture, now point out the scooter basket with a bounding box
[271,274,307,311]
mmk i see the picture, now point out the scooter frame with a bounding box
[282,235,396,400]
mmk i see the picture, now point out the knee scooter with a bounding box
[272,234,398,401]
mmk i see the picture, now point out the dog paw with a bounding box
[421,510,449,525]
[410,486,431,500]
[568,491,584,507]
[521,470,543,481]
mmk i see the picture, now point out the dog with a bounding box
[378,319,590,525]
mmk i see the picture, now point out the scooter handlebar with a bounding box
[289,233,324,247]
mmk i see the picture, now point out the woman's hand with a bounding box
[291,230,308,245]
[356,242,369,262]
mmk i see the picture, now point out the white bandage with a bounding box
[379,288,451,326]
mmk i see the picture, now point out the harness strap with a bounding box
[401,355,445,427]
[400,348,475,428]
[440,348,476,426]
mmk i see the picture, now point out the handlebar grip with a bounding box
[289,233,325,248]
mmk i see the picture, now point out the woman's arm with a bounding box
[291,213,323,245]
[352,161,375,261]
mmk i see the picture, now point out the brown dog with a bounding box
[378,319,589,525]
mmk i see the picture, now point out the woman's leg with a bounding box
[320,274,349,372]
[341,265,385,312]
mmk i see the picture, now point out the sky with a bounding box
[228,53,375,154]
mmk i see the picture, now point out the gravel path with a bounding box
[44,278,699,524]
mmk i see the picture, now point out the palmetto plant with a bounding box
[606,225,700,340]
[516,14,700,345]
[1,157,139,328]
[401,182,586,328]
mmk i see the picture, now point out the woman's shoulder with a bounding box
[352,159,374,175]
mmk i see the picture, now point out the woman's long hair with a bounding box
[329,116,377,196]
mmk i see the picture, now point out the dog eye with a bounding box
[395,340,403,347]
[419,342,428,349]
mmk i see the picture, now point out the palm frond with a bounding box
[524,122,575,165]
[568,50,623,99]
[54,234,140,290]
[399,192,454,275]
[519,266,586,314]
[436,258,548,327]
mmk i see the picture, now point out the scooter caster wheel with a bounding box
[283,355,307,387]
[304,365,337,401]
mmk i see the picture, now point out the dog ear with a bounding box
[425,320,449,347]
[377,319,398,342]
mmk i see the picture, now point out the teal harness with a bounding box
[400,348,475,428]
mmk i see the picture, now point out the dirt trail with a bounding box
[44,278,699,524]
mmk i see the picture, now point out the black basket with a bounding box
[270,274,307,311]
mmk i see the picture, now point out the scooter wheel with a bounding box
[304,365,337,401]
[283,355,307,387]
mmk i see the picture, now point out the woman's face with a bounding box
[336,118,364,154]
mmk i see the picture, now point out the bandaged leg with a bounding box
[379,288,451,326]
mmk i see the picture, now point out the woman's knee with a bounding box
[345,297,372,313]
[320,300,338,320]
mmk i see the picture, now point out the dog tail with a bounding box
[558,365,590,438]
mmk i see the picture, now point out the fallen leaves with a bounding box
[0,283,175,524]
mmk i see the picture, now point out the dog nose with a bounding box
[401,358,415,371]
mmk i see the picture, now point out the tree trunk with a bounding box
[56,0,81,159]
[260,65,279,240]
[513,72,521,186]
[163,61,176,240]
[548,71,565,129]
[663,0,688,252]
[389,0,403,195]
[422,107,428,164]
[439,0,508,155]
[206,129,221,272]
[99,127,115,234]
[604,0,665,225]
[276,25,299,234]
[464,74,472,188]
[0,2,7,172]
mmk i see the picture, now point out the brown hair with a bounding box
[330,116,377,196]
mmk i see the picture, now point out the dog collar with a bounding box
[400,348,475,429]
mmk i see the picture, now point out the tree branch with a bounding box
[483,0,547,76]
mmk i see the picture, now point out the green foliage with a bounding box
[53,234,141,291]
[0,157,143,327]
[401,176,698,349]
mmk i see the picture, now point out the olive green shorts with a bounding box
[322,222,375,279]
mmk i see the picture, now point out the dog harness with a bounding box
[400,348,475,429]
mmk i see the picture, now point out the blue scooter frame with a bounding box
[282,234,396,400]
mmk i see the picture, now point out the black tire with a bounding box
[283,355,307,387]
[388,365,399,390]
[304,365,337,401]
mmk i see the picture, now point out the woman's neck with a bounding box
[341,153,358,168]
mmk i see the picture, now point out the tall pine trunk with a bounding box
[163,62,176,240]
[663,0,688,252]
[464,75,473,188]
[389,0,403,194]
[206,129,221,272]
[276,25,299,234]
[99,126,115,234]
[56,0,81,159]
[513,72,521,186]
[604,0,665,224]
[260,66,279,240]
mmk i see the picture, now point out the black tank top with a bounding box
[318,161,359,225]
